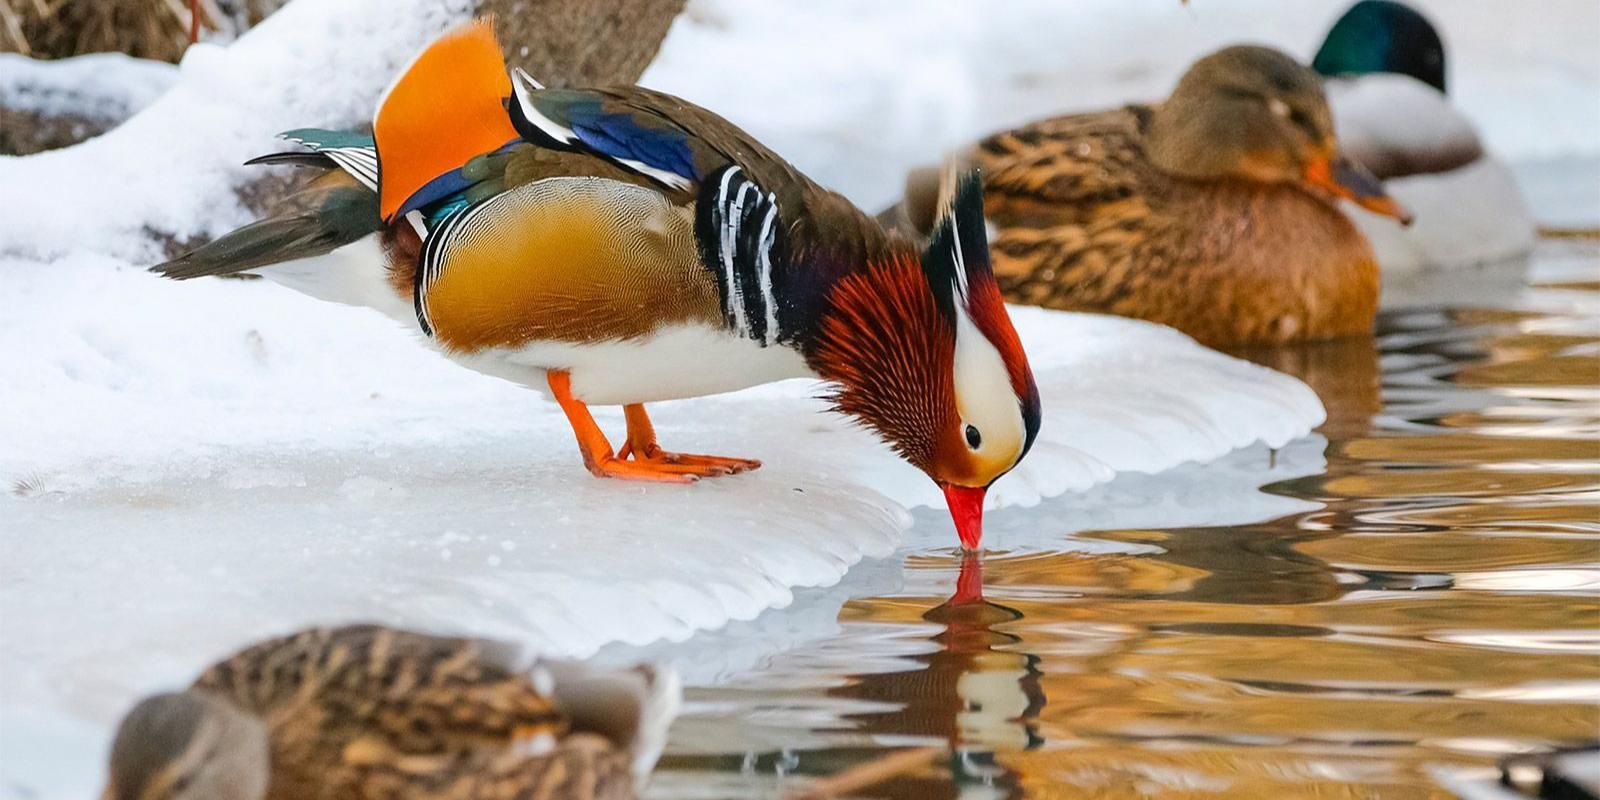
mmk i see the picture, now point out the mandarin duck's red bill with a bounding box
[150,19,1039,550]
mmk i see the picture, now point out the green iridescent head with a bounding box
[1313,0,1446,93]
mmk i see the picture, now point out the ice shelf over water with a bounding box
[12,0,1592,794]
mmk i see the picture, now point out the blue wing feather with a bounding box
[532,92,699,183]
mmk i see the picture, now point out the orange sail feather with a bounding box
[373,18,520,222]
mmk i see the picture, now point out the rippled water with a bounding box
[650,239,1600,799]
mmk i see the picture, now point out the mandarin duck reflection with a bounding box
[833,554,1044,763]
[152,20,1039,550]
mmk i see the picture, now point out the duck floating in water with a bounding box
[884,45,1410,349]
[1315,0,1536,276]
[152,20,1040,550]
[102,624,678,800]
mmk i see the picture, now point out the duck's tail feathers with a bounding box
[244,151,337,169]
[149,177,380,279]
[246,129,381,192]
[373,18,520,222]
[536,660,681,784]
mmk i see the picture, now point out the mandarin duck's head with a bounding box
[814,170,1040,550]
[103,691,268,800]
[1149,45,1412,225]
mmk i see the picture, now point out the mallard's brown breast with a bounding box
[988,178,1378,348]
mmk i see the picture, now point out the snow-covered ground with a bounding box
[0,52,177,123]
[2,0,1592,796]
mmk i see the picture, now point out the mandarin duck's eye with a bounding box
[965,425,982,450]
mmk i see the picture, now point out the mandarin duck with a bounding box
[882,45,1412,349]
[152,21,1039,550]
[1314,1,1535,271]
[102,624,678,800]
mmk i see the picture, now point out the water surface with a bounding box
[653,239,1600,799]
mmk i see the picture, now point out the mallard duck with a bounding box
[150,20,1040,550]
[102,624,678,800]
[883,45,1411,349]
[1315,0,1536,274]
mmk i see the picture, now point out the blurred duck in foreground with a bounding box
[884,45,1411,349]
[103,625,678,800]
[1315,0,1536,274]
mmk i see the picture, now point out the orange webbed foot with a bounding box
[546,373,761,484]
[581,453,706,484]
[620,404,760,479]
[616,442,762,477]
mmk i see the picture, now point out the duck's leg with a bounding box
[618,404,762,475]
[546,371,706,484]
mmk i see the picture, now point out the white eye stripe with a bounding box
[947,212,971,301]
[951,303,1025,469]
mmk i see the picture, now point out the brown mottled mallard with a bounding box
[102,624,678,800]
[884,45,1412,349]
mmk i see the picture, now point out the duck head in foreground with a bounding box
[102,625,679,800]
[151,21,1039,550]
[890,45,1412,348]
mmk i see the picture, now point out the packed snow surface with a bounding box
[0,53,177,121]
[10,0,1593,795]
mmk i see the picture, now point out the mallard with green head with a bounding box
[1315,0,1535,274]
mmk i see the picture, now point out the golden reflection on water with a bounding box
[662,242,1600,799]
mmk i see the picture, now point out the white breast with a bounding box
[449,323,815,406]
[251,237,815,406]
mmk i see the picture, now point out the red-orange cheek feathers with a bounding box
[812,259,958,475]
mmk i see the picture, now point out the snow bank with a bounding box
[0,0,470,259]
[0,53,177,122]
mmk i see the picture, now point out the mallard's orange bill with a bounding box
[1305,155,1415,226]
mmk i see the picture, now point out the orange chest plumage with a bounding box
[398,177,720,354]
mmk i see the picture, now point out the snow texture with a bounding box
[0,53,177,121]
[0,0,472,259]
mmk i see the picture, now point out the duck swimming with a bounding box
[884,45,1411,349]
[1315,0,1536,274]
